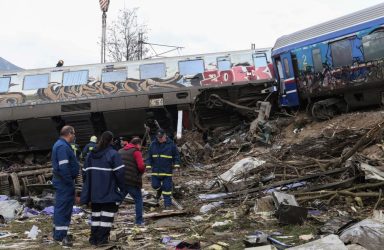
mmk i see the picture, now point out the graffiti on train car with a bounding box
[0,64,272,105]
[0,92,26,105]
[296,59,384,95]
[201,65,273,85]
[37,74,184,101]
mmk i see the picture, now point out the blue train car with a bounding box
[272,3,384,119]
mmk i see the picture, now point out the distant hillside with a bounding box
[0,57,23,71]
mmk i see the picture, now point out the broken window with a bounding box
[312,48,323,73]
[362,31,384,61]
[330,39,352,67]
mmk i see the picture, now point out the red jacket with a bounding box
[123,143,145,173]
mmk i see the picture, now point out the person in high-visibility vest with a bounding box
[146,129,180,209]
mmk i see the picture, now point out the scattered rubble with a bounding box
[0,110,384,248]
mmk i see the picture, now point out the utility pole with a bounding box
[99,0,111,63]
[138,32,143,60]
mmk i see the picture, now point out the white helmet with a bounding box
[90,136,97,143]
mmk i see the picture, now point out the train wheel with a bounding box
[9,173,21,197]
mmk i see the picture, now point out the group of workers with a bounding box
[51,125,180,247]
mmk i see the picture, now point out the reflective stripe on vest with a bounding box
[152,154,173,159]
[151,173,172,176]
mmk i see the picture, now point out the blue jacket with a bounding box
[80,145,126,204]
[82,142,96,159]
[51,138,79,188]
[146,138,180,176]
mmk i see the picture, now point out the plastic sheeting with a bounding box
[219,157,265,182]
[288,234,347,250]
[0,200,22,221]
[339,219,384,250]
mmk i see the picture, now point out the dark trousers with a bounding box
[89,203,118,245]
[53,186,75,241]
[151,176,173,207]
[125,185,144,224]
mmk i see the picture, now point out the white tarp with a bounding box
[288,234,347,250]
[339,219,384,250]
[219,157,266,182]
[359,163,384,181]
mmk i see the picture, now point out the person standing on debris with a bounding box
[82,136,97,160]
[80,131,126,246]
[144,111,161,142]
[146,129,181,209]
[51,125,79,246]
[118,137,145,226]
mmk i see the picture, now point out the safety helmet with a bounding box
[90,136,97,143]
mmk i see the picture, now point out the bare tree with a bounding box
[106,8,149,62]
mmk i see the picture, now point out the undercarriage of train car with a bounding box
[192,80,277,131]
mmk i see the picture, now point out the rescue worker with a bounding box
[80,131,125,246]
[51,125,79,246]
[118,137,145,226]
[146,129,181,209]
[144,111,160,142]
[71,141,81,160]
[82,136,97,160]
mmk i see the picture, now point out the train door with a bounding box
[276,52,300,107]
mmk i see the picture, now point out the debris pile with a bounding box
[0,110,384,249]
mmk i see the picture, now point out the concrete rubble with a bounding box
[1,110,384,249]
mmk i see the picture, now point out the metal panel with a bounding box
[163,91,191,105]
[18,118,58,150]
[103,109,146,136]
[96,97,125,112]
[0,108,12,120]
[273,3,384,52]
[125,94,149,109]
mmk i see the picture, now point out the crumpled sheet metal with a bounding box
[339,219,384,250]
[288,234,347,250]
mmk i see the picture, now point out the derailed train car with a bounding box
[0,49,275,153]
[272,3,384,119]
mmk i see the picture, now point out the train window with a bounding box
[50,71,63,83]
[63,70,88,86]
[0,77,10,92]
[23,74,49,90]
[178,59,204,76]
[283,58,291,78]
[217,57,231,70]
[362,31,384,61]
[140,63,166,79]
[312,48,323,72]
[231,53,252,66]
[101,70,127,82]
[253,53,268,67]
[330,39,352,67]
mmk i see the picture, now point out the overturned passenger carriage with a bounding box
[0,49,275,153]
[272,2,384,119]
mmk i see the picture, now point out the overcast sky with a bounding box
[0,0,383,69]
